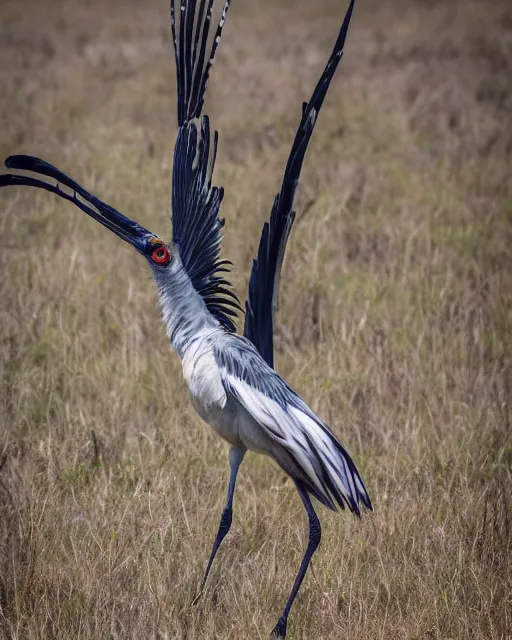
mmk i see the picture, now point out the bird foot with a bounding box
[269,617,287,639]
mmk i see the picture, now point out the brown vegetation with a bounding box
[0,0,511,638]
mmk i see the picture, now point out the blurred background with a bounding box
[0,0,511,638]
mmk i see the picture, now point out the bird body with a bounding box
[151,211,370,509]
[0,0,370,636]
[179,320,371,513]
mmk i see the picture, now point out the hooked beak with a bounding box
[0,155,159,253]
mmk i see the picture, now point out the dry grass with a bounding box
[1,0,511,638]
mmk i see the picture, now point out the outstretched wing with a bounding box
[244,0,356,366]
[214,337,372,514]
[170,0,240,332]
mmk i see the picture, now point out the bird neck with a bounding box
[153,262,219,358]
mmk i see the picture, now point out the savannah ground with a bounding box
[0,0,511,638]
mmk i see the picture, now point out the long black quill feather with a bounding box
[244,0,356,366]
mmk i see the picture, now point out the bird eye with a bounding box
[151,245,170,265]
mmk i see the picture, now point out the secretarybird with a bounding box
[0,0,371,636]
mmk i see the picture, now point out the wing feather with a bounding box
[244,0,356,364]
[171,0,240,332]
[215,339,372,514]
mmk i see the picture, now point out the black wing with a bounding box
[244,0,356,366]
[170,0,241,332]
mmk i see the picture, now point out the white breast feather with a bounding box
[183,338,227,411]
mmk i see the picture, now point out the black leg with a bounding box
[270,482,321,639]
[193,446,246,603]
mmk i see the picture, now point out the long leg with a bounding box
[194,446,246,602]
[270,481,321,639]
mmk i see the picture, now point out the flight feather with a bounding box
[244,0,356,364]
[170,0,240,332]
